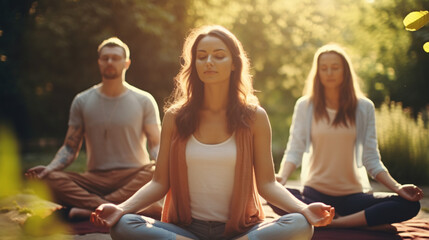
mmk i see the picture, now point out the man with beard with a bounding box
[26,37,162,220]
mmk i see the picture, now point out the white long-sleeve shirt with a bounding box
[279,96,388,192]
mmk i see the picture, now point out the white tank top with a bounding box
[185,134,236,222]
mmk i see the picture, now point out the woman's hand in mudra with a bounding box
[90,203,124,228]
[301,202,335,227]
[397,184,424,202]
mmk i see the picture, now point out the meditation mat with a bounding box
[264,202,429,240]
[312,219,429,240]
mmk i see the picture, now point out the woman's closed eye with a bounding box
[197,54,207,60]
[214,54,225,60]
[197,54,226,60]
[320,66,340,71]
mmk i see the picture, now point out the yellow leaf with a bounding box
[403,10,429,31]
[424,42,429,53]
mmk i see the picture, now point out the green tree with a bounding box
[2,0,191,150]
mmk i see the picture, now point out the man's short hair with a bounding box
[97,37,130,60]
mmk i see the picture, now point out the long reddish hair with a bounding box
[303,43,364,127]
[165,25,259,138]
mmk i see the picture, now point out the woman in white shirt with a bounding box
[274,43,423,228]
[90,25,334,240]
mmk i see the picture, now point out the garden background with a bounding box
[1,0,428,186]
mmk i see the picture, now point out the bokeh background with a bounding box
[1,0,428,184]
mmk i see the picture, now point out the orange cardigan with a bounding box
[161,127,265,237]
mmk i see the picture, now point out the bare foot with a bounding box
[69,207,93,220]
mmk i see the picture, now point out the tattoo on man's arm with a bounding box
[49,126,84,170]
[66,126,84,149]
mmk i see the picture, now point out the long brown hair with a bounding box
[165,25,259,138]
[303,43,364,127]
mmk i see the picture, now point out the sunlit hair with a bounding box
[97,37,130,60]
[303,43,364,127]
[165,25,259,138]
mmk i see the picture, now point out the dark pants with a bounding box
[269,186,420,226]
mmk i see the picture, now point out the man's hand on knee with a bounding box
[25,165,51,179]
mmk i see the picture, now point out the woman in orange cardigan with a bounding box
[91,25,334,240]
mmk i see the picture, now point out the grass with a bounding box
[21,150,87,174]
[375,101,429,185]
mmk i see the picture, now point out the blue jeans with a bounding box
[269,186,420,226]
[110,213,313,240]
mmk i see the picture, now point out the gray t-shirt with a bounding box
[68,83,160,171]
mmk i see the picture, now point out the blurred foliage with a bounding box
[0,123,21,198]
[0,0,428,182]
[0,123,71,238]
[376,101,429,184]
[1,0,191,145]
